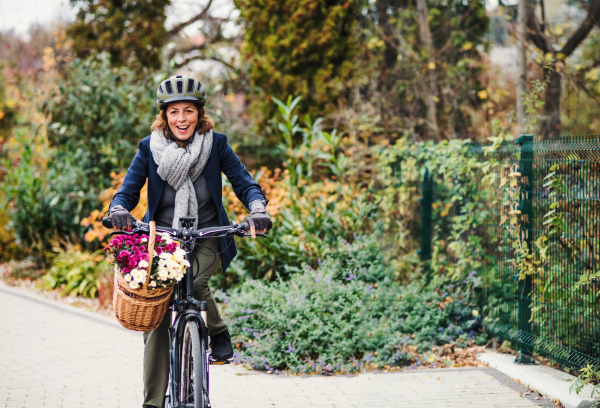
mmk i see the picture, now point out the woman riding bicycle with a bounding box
[108,75,272,408]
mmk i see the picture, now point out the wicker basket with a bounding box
[112,221,173,332]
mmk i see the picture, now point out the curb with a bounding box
[478,350,600,408]
[0,280,129,332]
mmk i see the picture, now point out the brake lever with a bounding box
[109,230,135,237]
[243,233,267,238]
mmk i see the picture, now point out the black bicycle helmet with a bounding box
[156,75,206,110]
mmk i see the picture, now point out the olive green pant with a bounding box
[142,239,226,408]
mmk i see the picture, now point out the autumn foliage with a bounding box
[81,172,148,244]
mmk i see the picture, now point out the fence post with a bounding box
[419,169,433,264]
[515,134,535,364]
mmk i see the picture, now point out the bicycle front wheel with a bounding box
[180,320,206,408]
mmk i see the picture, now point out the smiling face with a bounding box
[166,102,199,142]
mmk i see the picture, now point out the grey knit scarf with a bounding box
[150,128,213,228]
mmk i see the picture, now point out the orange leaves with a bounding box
[223,167,291,223]
[81,172,148,243]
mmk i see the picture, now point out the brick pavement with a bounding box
[0,285,555,408]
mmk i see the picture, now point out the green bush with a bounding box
[42,247,111,298]
[44,55,155,235]
[217,96,376,287]
[223,233,485,374]
[1,132,56,264]
[2,55,156,261]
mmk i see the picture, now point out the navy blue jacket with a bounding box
[109,131,267,272]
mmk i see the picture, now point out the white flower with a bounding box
[141,238,148,243]
[159,233,174,245]
[138,260,149,269]
[159,252,170,260]
[174,249,186,262]
[158,268,169,281]
[131,268,147,283]
[165,259,175,270]
[124,274,132,282]
[149,281,157,288]
[129,281,140,289]
[182,260,190,268]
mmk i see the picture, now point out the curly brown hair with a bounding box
[150,104,214,137]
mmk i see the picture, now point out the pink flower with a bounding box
[118,250,131,259]
[134,239,142,245]
[104,246,110,252]
[155,246,163,255]
[125,240,133,246]
[109,236,123,247]
[141,253,149,260]
[155,236,162,243]
[133,234,139,239]
[128,259,137,267]
[123,266,132,274]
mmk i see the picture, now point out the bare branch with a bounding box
[166,0,214,41]
[173,53,237,71]
[540,0,547,32]
[564,69,600,107]
[561,0,600,57]
[167,41,209,59]
[526,10,552,54]
[207,56,237,71]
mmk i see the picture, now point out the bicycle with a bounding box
[103,216,266,408]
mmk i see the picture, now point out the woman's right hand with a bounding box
[109,205,137,231]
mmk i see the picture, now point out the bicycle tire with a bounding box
[180,320,206,408]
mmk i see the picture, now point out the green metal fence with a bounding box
[421,135,600,371]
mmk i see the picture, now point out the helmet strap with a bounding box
[166,126,195,147]
[170,132,195,146]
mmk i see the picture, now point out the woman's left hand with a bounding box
[246,209,272,238]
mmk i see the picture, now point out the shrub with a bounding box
[42,246,112,298]
[218,97,375,287]
[224,233,485,374]
[42,55,155,242]
[2,55,156,261]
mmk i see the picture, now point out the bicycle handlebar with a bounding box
[101,217,266,239]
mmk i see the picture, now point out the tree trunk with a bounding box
[516,0,529,134]
[539,67,562,139]
[415,0,440,141]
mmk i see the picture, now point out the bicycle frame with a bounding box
[167,218,210,408]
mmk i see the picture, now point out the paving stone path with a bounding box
[0,284,556,408]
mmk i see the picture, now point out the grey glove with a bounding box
[109,205,136,229]
[246,208,272,232]
[246,200,272,232]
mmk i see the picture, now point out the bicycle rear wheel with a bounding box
[180,320,207,408]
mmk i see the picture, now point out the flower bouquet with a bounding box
[105,231,190,290]
[104,221,188,332]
